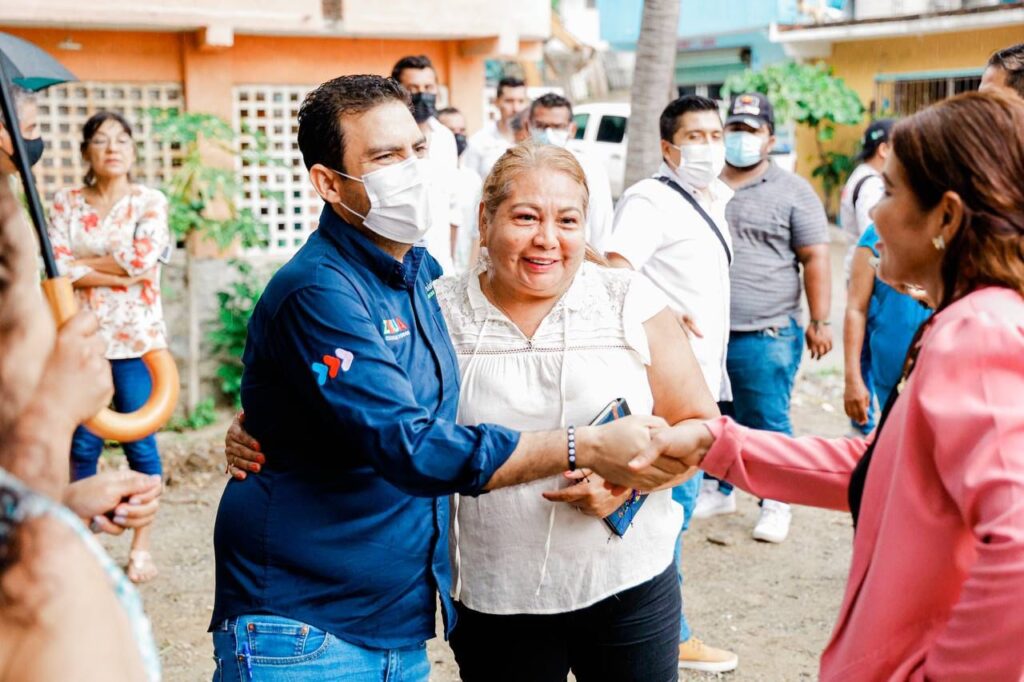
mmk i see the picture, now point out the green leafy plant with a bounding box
[166,397,217,432]
[149,108,275,250]
[724,61,866,217]
[148,108,279,413]
[811,150,856,219]
[209,261,267,408]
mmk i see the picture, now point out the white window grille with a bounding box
[874,72,982,118]
[34,82,184,203]
[234,84,321,256]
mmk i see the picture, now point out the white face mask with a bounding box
[670,142,726,189]
[332,156,435,244]
[532,127,571,147]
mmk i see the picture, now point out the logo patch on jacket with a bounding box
[382,316,411,342]
[311,347,355,385]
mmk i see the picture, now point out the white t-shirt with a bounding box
[574,147,614,253]
[604,163,734,401]
[451,165,483,274]
[435,262,683,614]
[839,162,884,271]
[464,121,513,182]
[421,117,462,274]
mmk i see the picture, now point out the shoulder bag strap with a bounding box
[657,176,732,265]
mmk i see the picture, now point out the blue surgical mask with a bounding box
[724,131,764,169]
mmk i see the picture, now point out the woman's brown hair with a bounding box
[892,91,1024,312]
[480,140,607,265]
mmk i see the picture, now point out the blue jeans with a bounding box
[715,317,804,496]
[212,615,429,682]
[70,357,162,480]
[672,471,703,643]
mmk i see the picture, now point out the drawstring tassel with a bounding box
[536,299,572,595]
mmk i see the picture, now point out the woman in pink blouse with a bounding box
[49,111,170,583]
[638,91,1024,680]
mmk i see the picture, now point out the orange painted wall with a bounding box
[1,27,488,127]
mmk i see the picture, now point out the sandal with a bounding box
[126,549,159,584]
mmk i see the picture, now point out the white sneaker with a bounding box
[692,481,737,519]
[752,499,791,543]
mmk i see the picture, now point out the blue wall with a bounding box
[597,0,799,51]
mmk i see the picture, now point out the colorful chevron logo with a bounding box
[311,347,355,386]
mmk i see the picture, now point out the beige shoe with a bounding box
[678,637,738,673]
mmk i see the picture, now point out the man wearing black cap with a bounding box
[839,119,893,268]
[836,119,893,439]
[693,93,832,546]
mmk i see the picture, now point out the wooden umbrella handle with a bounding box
[41,276,180,442]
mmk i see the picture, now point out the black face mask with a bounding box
[454,133,467,157]
[6,136,44,168]
[410,92,437,124]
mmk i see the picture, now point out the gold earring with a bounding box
[932,235,945,251]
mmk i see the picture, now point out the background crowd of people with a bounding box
[0,39,1022,682]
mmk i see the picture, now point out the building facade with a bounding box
[771,0,1024,189]
[3,0,549,255]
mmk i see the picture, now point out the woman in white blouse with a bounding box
[436,141,718,681]
[48,112,170,584]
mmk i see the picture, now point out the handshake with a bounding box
[568,415,716,493]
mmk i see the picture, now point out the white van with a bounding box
[568,102,630,198]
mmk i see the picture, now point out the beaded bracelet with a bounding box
[567,425,577,472]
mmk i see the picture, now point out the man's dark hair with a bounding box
[529,92,573,120]
[297,75,410,173]
[391,55,436,83]
[988,43,1024,98]
[497,77,526,98]
[659,95,719,141]
[437,106,461,118]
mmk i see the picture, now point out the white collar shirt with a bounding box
[463,121,513,181]
[420,117,460,274]
[604,162,734,400]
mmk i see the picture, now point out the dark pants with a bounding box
[70,357,163,480]
[449,563,680,682]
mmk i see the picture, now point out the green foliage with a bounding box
[811,150,856,217]
[166,397,217,432]
[148,108,277,249]
[723,62,866,216]
[722,61,864,133]
[209,261,267,408]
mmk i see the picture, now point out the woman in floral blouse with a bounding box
[49,111,171,583]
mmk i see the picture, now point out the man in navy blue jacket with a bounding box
[210,75,677,681]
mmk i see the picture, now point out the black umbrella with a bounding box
[0,31,77,278]
[0,33,179,442]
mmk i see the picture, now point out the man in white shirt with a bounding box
[463,77,528,181]
[526,93,614,251]
[604,94,738,675]
[437,106,483,273]
[391,55,460,272]
[839,119,892,272]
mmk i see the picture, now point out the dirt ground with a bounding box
[102,234,857,681]
[99,369,853,682]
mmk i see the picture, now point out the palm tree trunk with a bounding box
[625,0,681,189]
